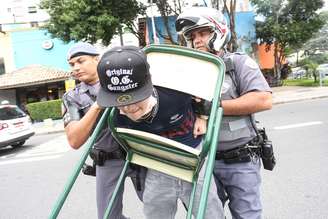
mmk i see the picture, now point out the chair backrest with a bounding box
[146,45,224,101]
[109,45,225,182]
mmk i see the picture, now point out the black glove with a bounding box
[191,98,212,116]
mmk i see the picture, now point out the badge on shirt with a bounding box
[170,114,183,123]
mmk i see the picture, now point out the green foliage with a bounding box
[252,0,325,47]
[299,53,328,66]
[303,11,328,54]
[26,99,62,121]
[284,78,328,86]
[250,0,325,78]
[39,0,146,45]
[298,54,328,82]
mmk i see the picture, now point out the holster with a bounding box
[216,145,260,164]
[90,148,126,166]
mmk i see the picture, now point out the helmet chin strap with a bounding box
[206,31,217,54]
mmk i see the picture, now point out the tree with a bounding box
[39,0,146,46]
[153,0,185,45]
[303,11,328,55]
[299,58,320,82]
[221,0,238,52]
[211,0,239,52]
[250,0,325,80]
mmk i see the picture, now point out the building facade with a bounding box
[0,0,74,108]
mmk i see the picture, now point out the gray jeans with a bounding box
[142,159,224,219]
[96,159,146,219]
[213,158,262,219]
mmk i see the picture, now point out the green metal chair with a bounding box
[49,45,225,219]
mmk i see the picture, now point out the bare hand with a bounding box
[193,117,207,138]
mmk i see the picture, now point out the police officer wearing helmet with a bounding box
[62,42,146,219]
[176,7,273,219]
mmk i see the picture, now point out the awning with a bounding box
[0,65,71,89]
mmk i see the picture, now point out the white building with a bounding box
[0,0,49,28]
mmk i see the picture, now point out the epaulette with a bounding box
[223,53,235,73]
[232,52,245,55]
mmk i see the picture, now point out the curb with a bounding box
[273,94,328,105]
[34,129,65,136]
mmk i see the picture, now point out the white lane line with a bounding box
[274,121,323,130]
[0,155,61,165]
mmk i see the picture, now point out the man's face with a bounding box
[190,28,212,52]
[118,96,154,121]
[68,55,99,84]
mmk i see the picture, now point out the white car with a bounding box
[0,101,35,148]
[291,67,306,79]
[317,63,328,77]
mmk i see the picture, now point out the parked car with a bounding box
[290,67,306,79]
[0,101,35,148]
[317,63,328,78]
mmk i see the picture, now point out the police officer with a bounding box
[175,7,273,219]
[62,42,145,219]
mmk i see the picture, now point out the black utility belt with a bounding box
[216,144,260,164]
[90,148,126,166]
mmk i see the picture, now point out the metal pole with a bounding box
[150,0,158,44]
[119,27,124,46]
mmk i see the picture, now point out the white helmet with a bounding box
[175,7,230,52]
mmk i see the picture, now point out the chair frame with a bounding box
[104,45,225,219]
[49,45,225,219]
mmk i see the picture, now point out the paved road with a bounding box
[256,98,328,219]
[0,98,327,219]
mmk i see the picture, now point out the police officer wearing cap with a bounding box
[62,42,146,219]
[176,7,273,219]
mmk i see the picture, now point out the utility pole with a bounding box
[150,0,159,44]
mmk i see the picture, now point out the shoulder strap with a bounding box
[223,53,241,96]
[224,53,262,137]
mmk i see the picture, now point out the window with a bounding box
[30,21,39,28]
[0,58,5,75]
[13,6,24,17]
[7,8,11,13]
[28,6,37,13]
[0,106,25,120]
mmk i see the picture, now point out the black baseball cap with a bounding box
[97,46,153,107]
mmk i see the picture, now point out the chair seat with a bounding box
[116,127,201,182]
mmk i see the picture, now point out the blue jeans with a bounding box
[213,158,262,219]
[142,163,224,219]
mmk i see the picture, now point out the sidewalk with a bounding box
[32,86,328,135]
[272,86,328,104]
[32,119,64,135]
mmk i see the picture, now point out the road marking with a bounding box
[274,121,323,130]
[0,135,71,165]
[0,155,61,165]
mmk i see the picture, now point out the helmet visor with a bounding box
[175,16,200,32]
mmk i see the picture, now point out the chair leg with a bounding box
[186,180,197,219]
[103,160,130,219]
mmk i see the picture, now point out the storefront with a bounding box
[0,65,71,110]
